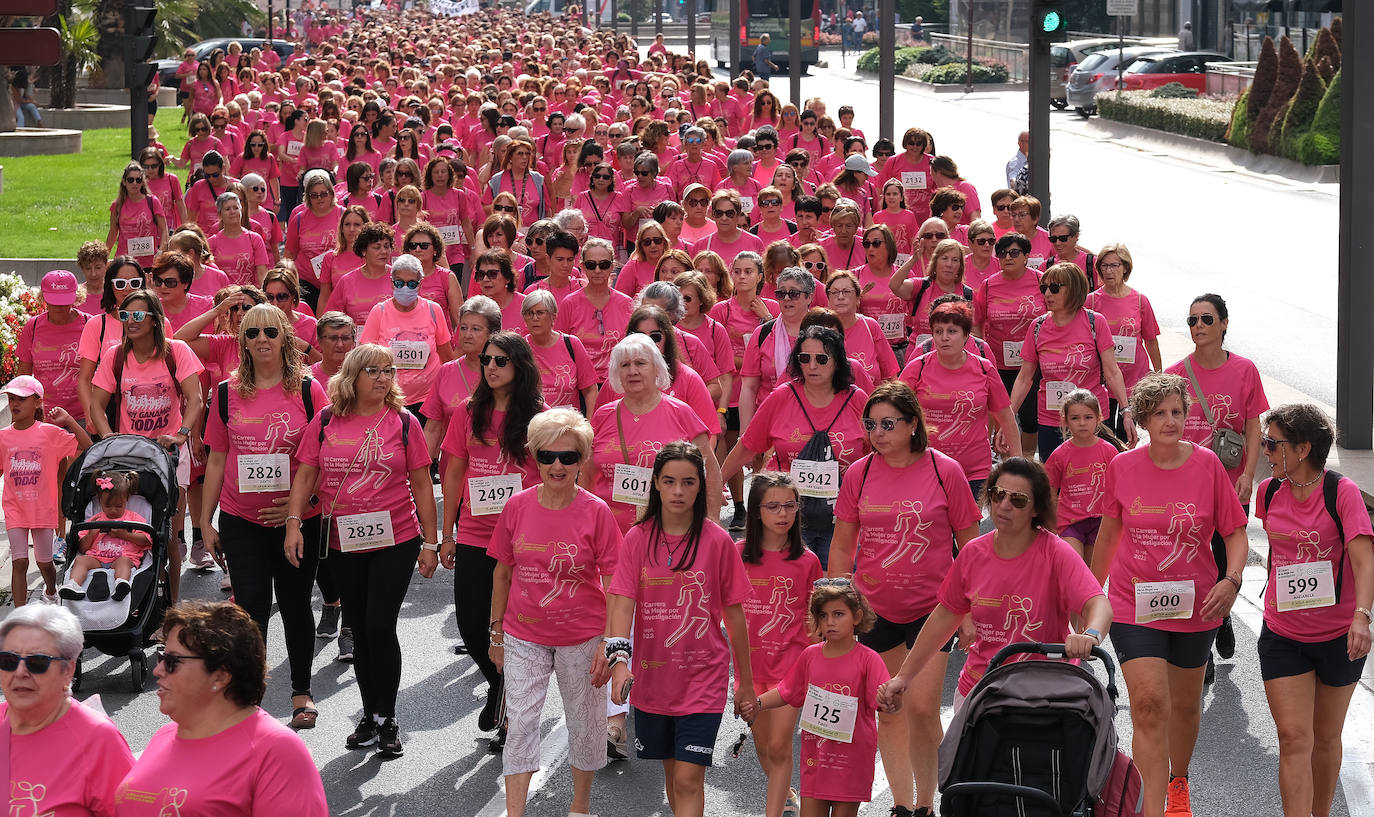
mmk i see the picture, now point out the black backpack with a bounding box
[789,384,857,528]
[1261,471,1349,602]
[217,376,317,426]
[106,345,179,434]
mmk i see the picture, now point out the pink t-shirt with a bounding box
[295,407,431,551]
[185,180,231,232]
[819,236,863,274]
[752,221,795,247]
[111,196,165,265]
[741,545,823,685]
[424,186,484,264]
[488,486,622,646]
[900,351,1010,482]
[160,294,214,336]
[419,357,481,426]
[676,329,721,382]
[842,315,900,386]
[358,298,453,406]
[286,205,344,286]
[208,230,270,286]
[836,450,982,622]
[741,384,867,473]
[612,257,657,297]
[1101,444,1248,632]
[77,313,122,366]
[609,520,753,715]
[575,190,623,245]
[115,708,327,817]
[963,253,999,289]
[1085,288,1160,390]
[938,529,1105,694]
[440,404,543,548]
[553,288,635,383]
[973,271,1045,370]
[318,249,365,292]
[84,509,151,561]
[204,377,329,521]
[593,364,721,435]
[327,268,393,327]
[92,341,204,438]
[189,266,233,299]
[146,173,184,226]
[1045,437,1120,527]
[708,297,781,406]
[1019,310,1115,426]
[878,152,935,220]
[1258,474,1374,642]
[529,332,598,411]
[682,316,735,380]
[18,311,88,420]
[776,641,889,802]
[590,396,710,531]
[907,279,970,346]
[524,274,585,305]
[740,319,800,403]
[1164,352,1269,487]
[2,698,134,816]
[0,421,78,528]
[874,208,918,255]
[690,230,764,266]
[666,154,725,196]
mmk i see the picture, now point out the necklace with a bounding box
[1288,468,1322,489]
[662,530,687,567]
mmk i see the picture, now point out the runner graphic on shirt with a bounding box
[756,576,798,637]
[1157,502,1203,571]
[349,424,397,492]
[944,389,977,438]
[880,499,934,568]
[665,569,712,647]
[1085,461,1108,513]
[1295,529,1333,562]
[1002,594,1044,642]
[540,541,585,607]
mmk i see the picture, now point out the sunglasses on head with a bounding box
[795,352,830,365]
[118,309,148,322]
[1186,313,1216,327]
[862,416,910,432]
[536,449,582,465]
[392,278,420,290]
[988,486,1031,509]
[583,259,614,271]
[1039,282,1063,295]
[244,326,280,340]
[479,353,510,367]
[0,650,69,674]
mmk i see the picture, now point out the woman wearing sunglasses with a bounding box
[144,251,214,337]
[889,238,971,352]
[1085,244,1162,437]
[878,456,1112,715]
[1047,214,1097,287]
[551,238,633,385]
[177,112,223,173]
[201,304,329,730]
[326,221,396,328]
[828,382,981,817]
[237,174,283,265]
[614,221,671,298]
[208,192,270,288]
[432,331,545,749]
[666,127,726,200]
[691,189,765,267]
[486,408,622,817]
[359,253,456,415]
[340,162,393,225]
[677,183,717,246]
[232,130,281,211]
[76,258,150,420]
[176,284,277,393]
[1090,372,1248,817]
[285,169,344,302]
[138,147,190,230]
[749,186,796,248]
[575,160,622,248]
[261,270,316,346]
[106,161,168,271]
[342,122,384,177]
[403,222,465,328]
[973,232,1045,459]
[961,219,999,289]
[0,605,135,812]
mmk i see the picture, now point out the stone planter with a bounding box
[0,128,82,157]
[39,104,130,131]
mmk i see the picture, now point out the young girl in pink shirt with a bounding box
[1045,390,1125,565]
[60,471,151,602]
[757,578,891,817]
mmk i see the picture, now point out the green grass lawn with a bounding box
[1,109,189,259]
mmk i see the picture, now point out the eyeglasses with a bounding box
[795,352,830,365]
[776,289,807,300]
[153,647,207,674]
[761,501,799,513]
[973,237,996,246]
[1099,261,1124,271]
[524,309,551,320]
[142,162,160,171]
[475,268,504,280]
[639,236,666,247]
[307,191,333,200]
[1009,210,1030,219]
[244,326,280,339]
[988,486,1031,509]
[1039,282,1063,295]
[267,292,294,303]
[249,185,266,192]
[633,169,655,177]
[322,333,353,345]
[920,232,948,241]
[712,209,738,219]
[118,310,148,323]
[1186,313,1216,327]
[396,198,420,206]
[0,650,70,674]
[228,304,251,314]
[536,449,582,465]
[583,259,614,271]
[860,239,886,249]
[862,416,910,432]
[787,160,808,168]
[111,277,142,291]
[684,197,709,206]
[645,330,665,343]
[1261,436,1290,453]
[362,365,397,378]
[994,204,1012,212]
[591,173,613,181]
[479,353,510,367]
[758,198,783,207]
[493,204,517,213]
[396,171,416,178]
[124,176,144,184]
[820,206,835,214]
[392,278,421,289]
[995,248,1024,259]
[684,136,703,144]
[1048,234,1074,243]
[405,241,433,251]
[754,143,776,151]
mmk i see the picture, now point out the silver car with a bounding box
[1066,46,1175,117]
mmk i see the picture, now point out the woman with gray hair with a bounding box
[209,190,271,286]
[1047,213,1097,286]
[238,173,283,266]
[488,408,622,817]
[638,280,725,402]
[740,266,816,430]
[721,148,763,218]
[522,288,599,414]
[421,295,502,460]
[358,253,456,414]
[284,168,343,301]
[552,207,589,243]
[0,604,135,813]
[617,151,675,236]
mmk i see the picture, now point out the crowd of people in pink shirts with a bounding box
[0,4,1369,817]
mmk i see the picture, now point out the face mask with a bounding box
[393,285,420,306]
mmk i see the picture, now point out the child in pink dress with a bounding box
[59,471,151,602]
[1044,389,1125,564]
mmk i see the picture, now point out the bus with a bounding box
[711,0,821,72]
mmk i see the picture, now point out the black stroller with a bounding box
[938,642,1132,817]
[58,434,178,691]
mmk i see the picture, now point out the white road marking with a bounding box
[474,717,570,817]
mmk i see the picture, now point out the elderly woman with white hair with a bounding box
[489,408,622,817]
[522,288,599,413]
[209,191,270,287]
[719,148,763,219]
[358,252,456,414]
[238,173,284,264]
[583,333,723,532]
[284,168,344,301]
[0,604,135,814]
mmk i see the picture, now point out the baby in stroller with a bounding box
[58,471,151,602]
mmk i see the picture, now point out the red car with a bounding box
[1119,51,1232,92]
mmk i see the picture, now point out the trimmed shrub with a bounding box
[1097,91,1233,143]
[1247,37,1278,130]
[858,46,939,75]
[1279,59,1326,160]
[1317,55,1335,85]
[1310,27,1340,72]
[916,44,959,65]
[1150,82,1198,99]
[1331,16,1342,49]
[1298,68,1340,166]
[1227,91,1251,151]
[1252,36,1302,154]
[921,61,1011,85]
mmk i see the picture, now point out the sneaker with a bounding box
[112,579,132,602]
[41,592,59,606]
[488,724,506,753]
[219,572,232,593]
[1215,616,1235,660]
[57,581,85,601]
[336,627,354,662]
[345,715,379,749]
[1165,776,1192,817]
[728,503,746,530]
[478,678,503,732]
[188,539,215,570]
[376,717,404,758]
[316,604,341,638]
[606,723,628,760]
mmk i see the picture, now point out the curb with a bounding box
[894,74,1027,94]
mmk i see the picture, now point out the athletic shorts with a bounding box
[1108,621,1217,669]
[723,406,740,433]
[1258,624,1366,687]
[1000,367,1040,433]
[633,709,723,766]
[860,610,954,654]
[1059,517,1102,547]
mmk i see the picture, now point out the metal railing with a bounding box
[1232,24,1324,61]
[928,32,1028,82]
[1206,61,1257,97]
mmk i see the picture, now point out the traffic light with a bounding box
[1031,0,1066,41]
[123,5,158,89]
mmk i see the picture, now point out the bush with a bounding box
[1227,90,1251,151]
[921,60,1010,85]
[857,47,881,72]
[1150,82,1198,99]
[1252,35,1303,154]
[1097,91,1234,143]
[1298,68,1340,165]
[916,44,959,65]
[1247,37,1277,130]
[1280,59,1326,160]
[616,11,630,22]
[857,46,930,75]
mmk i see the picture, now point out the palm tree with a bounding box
[91,0,263,89]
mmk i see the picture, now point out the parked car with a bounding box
[1050,36,1177,109]
[1065,46,1175,117]
[155,38,295,90]
[1119,51,1233,92]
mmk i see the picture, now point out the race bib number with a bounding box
[468,473,522,516]
[1134,580,1195,624]
[286,140,304,158]
[390,340,431,370]
[1002,340,1024,367]
[612,463,653,507]
[1276,561,1336,612]
[336,511,395,552]
[127,236,156,256]
[878,313,905,341]
[237,453,290,493]
[1028,255,1046,270]
[1113,334,1137,365]
[739,196,754,214]
[1044,380,1075,412]
[310,253,327,277]
[901,171,927,190]
[439,224,465,245]
[790,459,839,500]
[895,252,913,268]
[800,684,858,743]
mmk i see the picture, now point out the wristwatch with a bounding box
[176,426,191,438]
[1083,628,1102,645]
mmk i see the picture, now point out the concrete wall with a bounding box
[2,261,79,288]
[0,129,82,157]
[39,105,131,131]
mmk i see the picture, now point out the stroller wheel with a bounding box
[130,650,148,692]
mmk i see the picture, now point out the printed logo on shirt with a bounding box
[539,541,585,607]
[877,500,935,569]
[124,381,173,434]
[664,570,714,648]
[230,407,304,452]
[1066,461,1109,513]
[321,423,397,494]
[1270,528,1334,562]
[754,576,799,637]
[972,593,1045,646]
[8,449,43,490]
[1157,502,1204,572]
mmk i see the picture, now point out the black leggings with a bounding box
[332,536,422,719]
[455,543,500,688]
[219,513,322,696]
[315,558,339,606]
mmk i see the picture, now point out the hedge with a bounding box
[857,46,928,74]
[1298,68,1340,165]
[1096,91,1234,143]
[921,61,1010,85]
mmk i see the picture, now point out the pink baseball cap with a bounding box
[41,269,79,305]
[1,375,44,399]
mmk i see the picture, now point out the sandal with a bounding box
[289,705,319,730]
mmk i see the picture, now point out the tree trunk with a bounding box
[94,0,126,89]
[0,68,17,133]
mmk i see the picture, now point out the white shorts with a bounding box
[175,442,191,489]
